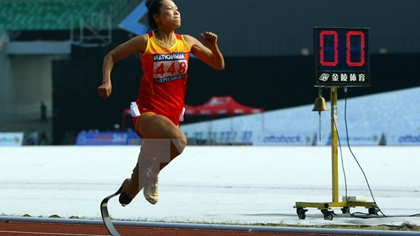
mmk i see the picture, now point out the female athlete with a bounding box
[98,0,224,205]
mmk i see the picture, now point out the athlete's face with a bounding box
[155,0,181,29]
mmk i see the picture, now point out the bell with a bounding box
[313,88,328,142]
[312,94,328,114]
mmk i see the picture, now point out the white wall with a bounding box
[9,55,53,121]
[0,53,69,124]
[181,87,420,145]
[0,34,12,125]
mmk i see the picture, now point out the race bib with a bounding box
[153,53,188,84]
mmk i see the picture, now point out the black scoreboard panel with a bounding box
[314,27,370,87]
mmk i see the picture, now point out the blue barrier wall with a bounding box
[76,132,141,146]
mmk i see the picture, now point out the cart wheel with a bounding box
[321,209,334,221]
[296,208,307,220]
[368,208,378,215]
[324,213,333,220]
[341,207,350,214]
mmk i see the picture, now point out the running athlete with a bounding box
[98,0,224,206]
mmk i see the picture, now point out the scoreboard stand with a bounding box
[294,27,378,220]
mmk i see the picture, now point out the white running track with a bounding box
[0,146,419,227]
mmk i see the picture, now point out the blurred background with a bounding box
[0,0,419,146]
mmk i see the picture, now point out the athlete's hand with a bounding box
[98,82,112,99]
[200,32,218,49]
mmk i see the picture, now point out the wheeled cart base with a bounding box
[294,201,378,220]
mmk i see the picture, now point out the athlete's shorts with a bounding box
[132,106,181,137]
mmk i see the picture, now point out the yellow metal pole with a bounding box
[330,87,339,203]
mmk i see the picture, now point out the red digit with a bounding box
[155,63,165,76]
[346,31,365,67]
[178,61,187,74]
[319,31,338,66]
[167,62,176,74]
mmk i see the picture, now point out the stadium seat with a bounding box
[0,0,142,31]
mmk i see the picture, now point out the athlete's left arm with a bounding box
[184,32,225,70]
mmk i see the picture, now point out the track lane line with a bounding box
[0,230,108,236]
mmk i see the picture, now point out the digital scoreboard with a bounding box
[314,27,370,87]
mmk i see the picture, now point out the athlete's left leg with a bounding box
[137,114,187,204]
[119,114,187,205]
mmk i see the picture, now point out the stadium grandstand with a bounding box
[0,0,142,30]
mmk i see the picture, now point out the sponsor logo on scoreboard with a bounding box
[319,73,329,82]
[318,72,368,84]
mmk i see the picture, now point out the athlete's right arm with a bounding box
[98,34,148,99]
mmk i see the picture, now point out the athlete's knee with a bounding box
[139,140,162,161]
[171,130,187,156]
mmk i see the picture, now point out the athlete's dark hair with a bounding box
[145,0,168,31]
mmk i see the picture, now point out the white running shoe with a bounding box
[143,169,158,205]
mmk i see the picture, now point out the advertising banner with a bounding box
[386,132,420,145]
[252,131,314,146]
[316,132,382,146]
[76,132,141,146]
[0,132,24,146]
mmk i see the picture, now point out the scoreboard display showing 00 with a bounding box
[314,27,370,87]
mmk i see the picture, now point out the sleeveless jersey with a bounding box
[137,31,191,118]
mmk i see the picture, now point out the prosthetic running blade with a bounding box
[100,186,123,236]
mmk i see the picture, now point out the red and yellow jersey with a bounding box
[137,31,191,118]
